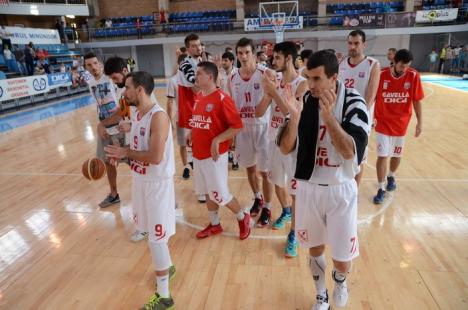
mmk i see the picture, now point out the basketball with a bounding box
[82,158,106,181]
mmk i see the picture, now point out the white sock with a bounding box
[309,254,327,298]
[332,268,347,283]
[236,210,245,221]
[208,210,220,226]
[184,164,190,169]
[254,192,262,199]
[264,202,272,210]
[379,182,386,190]
[156,274,170,298]
[388,171,395,177]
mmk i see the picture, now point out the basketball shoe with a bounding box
[285,231,297,258]
[272,209,292,230]
[332,270,349,307]
[256,207,271,227]
[140,292,174,310]
[386,176,396,191]
[238,212,251,240]
[312,291,330,310]
[250,197,263,217]
[130,230,148,242]
[196,223,223,239]
[99,193,120,208]
[373,188,385,204]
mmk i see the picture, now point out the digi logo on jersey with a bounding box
[131,159,149,175]
[239,106,255,119]
[189,114,212,129]
[316,147,340,167]
[33,78,47,91]
[382,91,410,104]
[270,115,284,129]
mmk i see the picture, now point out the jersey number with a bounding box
[244,92,252,103]
[344,78,355,88]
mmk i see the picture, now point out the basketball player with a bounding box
[298,49,313,77]
[105,71,176,310]
[280,50,370,309]
[373,49,424,204]
[168,54,192,180]
[189,61,251,240]
[256,41,307,257]
[227,37,274,222]
[338,29,381,186]
[178,33,202,191]
[387,48,397,67]
[84,52,123,209]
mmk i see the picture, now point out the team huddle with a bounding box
[84,29,424,310]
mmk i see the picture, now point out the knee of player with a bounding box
[259,171,269,178]
[309,245,325,257]
[332,260,351,273]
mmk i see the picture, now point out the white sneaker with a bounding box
[333,278,349,307]
[312,292,330,310]
[197,194,206,203]
[130,230,148,242]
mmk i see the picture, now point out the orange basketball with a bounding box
[82,158,106,181]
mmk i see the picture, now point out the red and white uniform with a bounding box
[268,75,306,195]
[229,64,270,171]
[130,104,175,243]
[177,55,200,129]
[374,67,424,157]
[191,89,243,206]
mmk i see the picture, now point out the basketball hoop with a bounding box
[258,1,301,43]
[272,13,286,43]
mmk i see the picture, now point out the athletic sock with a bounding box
[156,274,170,298]
[208,210,220,226]
[332,268,347,283]
[236,210,245,221]
[310,254,327,298]
[264,202,272,210]
[254,192,262,199]
[283,206,292,214]
[388,171,395,177]
[379,182,386,190]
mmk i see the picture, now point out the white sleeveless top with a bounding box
[268,74,306,141]
[338,56,378,100]
[130,104,175,180]
[229,64,270,125]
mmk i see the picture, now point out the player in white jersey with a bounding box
[280,51,370,309]
[338,29,380,186]
[227,37,275,219]
[256,41,307,258]
[105,72,176,310]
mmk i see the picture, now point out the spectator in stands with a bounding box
[445,46,454,73]
[160,8,167,24]
[105,18,113,28]
[55,19,66,43]
[0,26,12,52]
[257,51,268,66]
[35,59,51,75]
[387,48,396,67]
[59,63,67,73]
[460,46,467,70]
[13,45,26,75]
[429,49,438,72]
[3,45,15,72]
[24,42,35,76]
[438,44,447,73]
[452,45,462,73]
[36,48,45,60]
[136,17,142,39]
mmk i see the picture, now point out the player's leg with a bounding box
[296,181,329,309]
[374,133,390,204]
[386,136,405,191]
[97,136,120,208]
[256,127,273,223]
[327,180,359,308]
[141,179,176,310]
[130,180,148,242]
[177,125,190,180]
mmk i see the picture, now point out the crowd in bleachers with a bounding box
[328,1,405,26]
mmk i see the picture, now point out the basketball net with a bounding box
[273,17,285,43]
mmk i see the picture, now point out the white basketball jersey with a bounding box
[268,75,306,140]
[229,64,270,125]
[130,104,175,180]
[338,56,377,100]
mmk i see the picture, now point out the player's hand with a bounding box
[97,123,110,139]
[186,131,192,147]
[261,71,277,96]
[284,83,302,121]
[104,145,128,160]
[415,122,422,137]
[211,138,220,161]
[318,89,337,122]
[213,54,221,67]
[118,121,131,133]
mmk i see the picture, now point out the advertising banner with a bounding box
[343,13,385,28]
[4,26,61,45]
[0,75,49,102]
[416,8,459,23]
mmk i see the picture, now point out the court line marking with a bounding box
[422,80,468,93]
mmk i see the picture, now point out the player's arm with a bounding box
[105,112,170,165]
[279,86,302,155]
[97,111,123,138]
[365,61,381,110]
[413,100,422,137]
[319,90,358,160]
[166,97,174,124]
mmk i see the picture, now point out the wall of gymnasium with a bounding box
[169,0,236,12]
[98,0,159,18]
[0,14,57,29]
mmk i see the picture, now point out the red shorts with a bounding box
[177,85,195,129]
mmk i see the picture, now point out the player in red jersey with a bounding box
[373,49,424,204]
[188,61,251,240]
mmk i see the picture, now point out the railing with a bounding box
[74,11,468,43]
[8,0,87,4]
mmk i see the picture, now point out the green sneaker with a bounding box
[140,292,174,310]
[272,210,292,230]
[285,232,298,258]
[155,265,176,288]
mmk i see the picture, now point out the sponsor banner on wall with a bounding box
[416,8,459,23]
[244,16,303,31]
[0,75,49,102]
[343,13,385,28]
[385,12,416,28]
[48,72,72,88]
[4,26,61,45]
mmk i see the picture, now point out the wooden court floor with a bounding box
[0,79,467,309]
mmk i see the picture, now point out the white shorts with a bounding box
[194,153,233,206]
[267,141,294,188]
[376,133,406,158]
[235,123,269,172]
[295,179,359,262]
[132,177,176,243]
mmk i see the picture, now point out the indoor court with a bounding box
[0,77,467,309]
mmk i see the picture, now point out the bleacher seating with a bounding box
[327,1,405,26]
[422,0,450,10]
